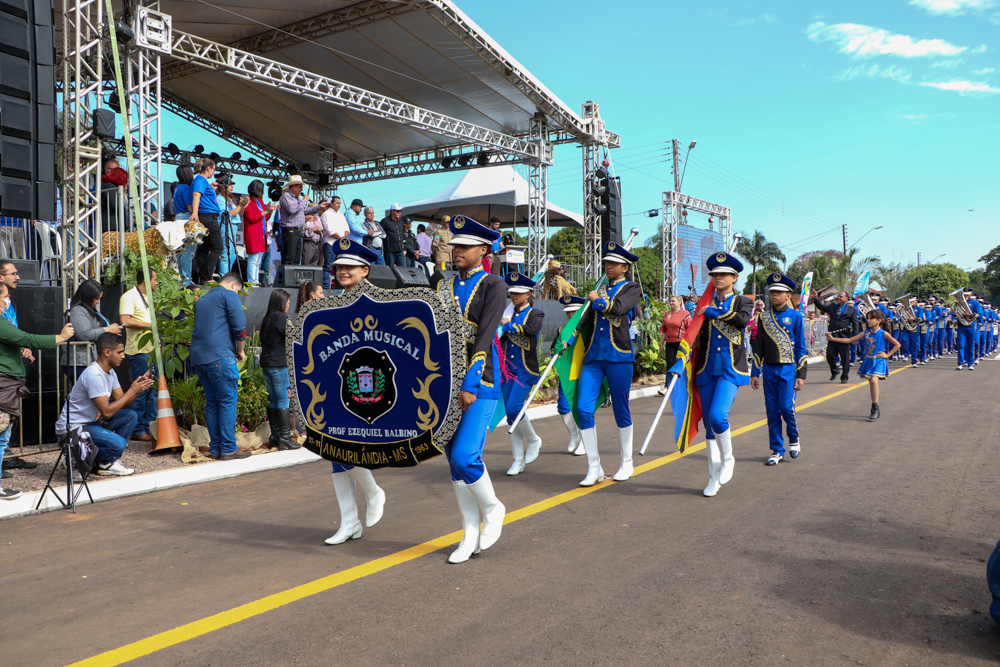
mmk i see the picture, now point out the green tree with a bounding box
[787,250,840,286]
[978,244,1000,300]
[968,267,988,298]
[912,263,968,299]
[734,230,785,297]
[630,246,664,298]
[874,262,917,300]
[742,269,773,296]
[830,248,879,293]
[547,227,582,259]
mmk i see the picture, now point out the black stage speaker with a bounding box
[429,269,458,290]
[366,264,397,290]
[93,108,115,139]
[392,265,430,288]
[8,258,39,285]
[277,263,323,288]
[600,177,622,247]
[2,176,31,217]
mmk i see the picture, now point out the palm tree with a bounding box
[875,262,917,300]
[734,230,785,296]
[830,248,880,293]
[807,255,834,287]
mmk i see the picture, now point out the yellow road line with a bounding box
[68,366,907,667]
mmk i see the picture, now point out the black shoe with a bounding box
[1,470,11,479]
[220,449,252,461]
[841,378,849,384]
[276,408,300,450]
[0,488,22,500]
[2,457,36,470]
[869,402,880,420]
[830,372,837,381]
[266,408,280,450]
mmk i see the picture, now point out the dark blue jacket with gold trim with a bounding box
[442,264,506,400]
[750,305,808,380]
[501,304,544,379]
[578,278,642,364]
[694,291,753,386]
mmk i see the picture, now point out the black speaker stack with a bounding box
[277,263,325,288]
[0,0,56,220]
[9,285,61,447]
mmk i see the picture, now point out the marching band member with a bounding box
[562,241,642,486]
[500,272,545,476]
[750,273,807,466]
[932,296,947,358]
[826,309,900,419]
[957,288,979,370]
[686,252,753,497]
[555,295,586,456]
[324,239,387,545]
[975,293,987,363]
[906,295,922,367]
[916,299,929,364]
[441,215,507,564]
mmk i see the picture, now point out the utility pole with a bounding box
[672,139,681,193]
[842,225,847,255]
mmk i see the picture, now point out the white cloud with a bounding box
[931,58,964,66]
[891,112,956,124]
[971,44,989,53]
[734,13,778,27]
[975,66,997,73]
[806,21,969,59]
[836,64,913,83]
[909,0,998,16]
[919,79,1000,94]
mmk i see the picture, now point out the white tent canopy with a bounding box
[401,166,583,228]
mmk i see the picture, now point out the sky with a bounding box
[160,0,999,276]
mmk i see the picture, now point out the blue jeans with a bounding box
[0,424,11,487]
[178,244,196,285]
[246,252,264,285]
[193,357,240,455]
[83,410,137,465]
[322,242,335,289]
[372,247,385,265]
[127,353,157,435]
[262,366,290,409]
[261,247,273,285]
[217,225,238,275]
[385,251,406,267]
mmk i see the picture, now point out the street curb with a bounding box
[0,384,667,521]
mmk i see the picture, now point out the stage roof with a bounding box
[71,0,603,172]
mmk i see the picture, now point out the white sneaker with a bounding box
[97,460,134,476]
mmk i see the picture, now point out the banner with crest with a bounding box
[287,281,468,469]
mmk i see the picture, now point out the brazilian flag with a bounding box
[554,304,608,426]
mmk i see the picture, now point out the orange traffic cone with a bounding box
[151,375,183,453]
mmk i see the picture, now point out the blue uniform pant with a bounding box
[444,397,496,483]
[762,364,798,454]
[987,538,1000,627]
[949,328,956,352]
[501,375,534,424]
[557,384,570,415]
[577,360,633,430]
[904,331,920,364]
[697,377,740,438]
[918,332,928,362]
[957,326,975,366]
[850,341,857,364]
[936,328,947,355]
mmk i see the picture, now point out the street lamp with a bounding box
[679,140,697,191]
[927,254,946,264]
[849,225,883,250]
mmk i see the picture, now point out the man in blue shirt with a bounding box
[345,198,368,244]
[189,272,249,459]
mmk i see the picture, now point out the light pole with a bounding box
[849,225,883,250]
[679,140,697,190]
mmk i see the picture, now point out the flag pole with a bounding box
[638,233,743,455]
[507,228,640,434]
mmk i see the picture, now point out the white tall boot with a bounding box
[506,427,525,476]
[325,472,362,544]
[703,439,721,497]
[448,481,482,564]
[717,429,735,485]
[467,469,506,551]
[346,467,385,527]
[612,424,634,481]
[519,419,543,465]
[561,412,584,455]
[579,427,605,487]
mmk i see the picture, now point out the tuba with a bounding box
[949,288,976,327]
[856,293,876,317]
[898,295,920,332]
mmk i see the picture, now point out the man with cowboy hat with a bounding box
[278,174,328,265]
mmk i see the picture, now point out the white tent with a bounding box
[401,165,583,228]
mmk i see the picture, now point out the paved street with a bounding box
[3,356,999,667]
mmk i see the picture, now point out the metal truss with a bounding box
[581,102,609,280]
[61,0,105,301]
[165,29,540,159]
[333,147,527,185]
[661,190,732,297]
[311,149,338,200]
[525,113,552,274]
[162,0,421,83]
[127,4,164,230]
[102,138,291,181]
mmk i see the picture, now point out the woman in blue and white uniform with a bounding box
[500,271,545,476]
[564,241,642,486]
[689,252,754,497]
[323,239,387,545]
[441,215,507,564]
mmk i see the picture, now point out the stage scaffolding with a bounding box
[660,191,732,298]
[59,0,620,284]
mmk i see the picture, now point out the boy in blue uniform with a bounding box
[500,271,545,476]
[956,288,980,370]
[750,273,808,466]
[555,295,586,456]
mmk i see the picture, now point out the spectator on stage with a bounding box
[243,179,274,286]
[0,310,74,499]
[361,206,386,265]
[278,175,327,266]
[215,174,248,277]
[811,289,858,383]
[321,195,349,288]
[401,218,418,268]
[380,203,405,267]
[416,224,433,274]
[66,279,123,380]
[101,159,128,187]
[119,268,158,441]
[55,332,155,479]
[301,214,323,267]
[430,220,453,271]
[345,198,368,244]
[189,158,223,284]
[173,165,196,285]
[485,217,505,274]
[297,281,324,316]
[189,272,248,460]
